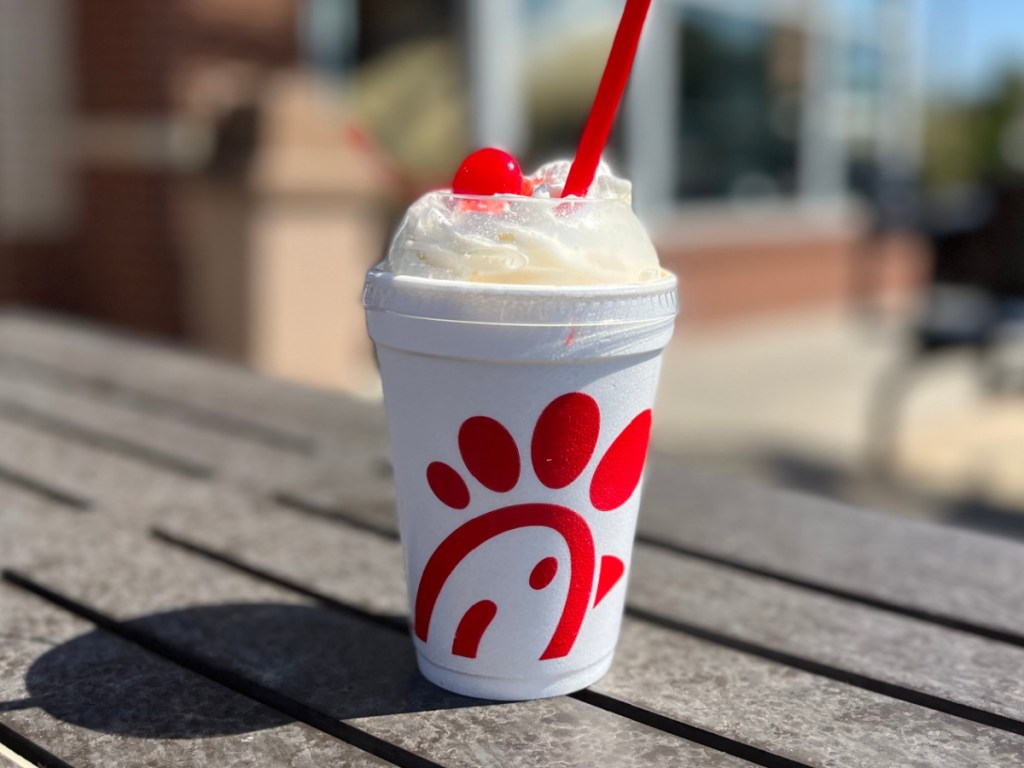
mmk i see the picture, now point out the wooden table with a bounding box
[1,311,1023,767]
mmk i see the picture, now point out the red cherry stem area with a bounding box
[561,0,652,199]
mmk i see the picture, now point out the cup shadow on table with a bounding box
[6,602,495,739]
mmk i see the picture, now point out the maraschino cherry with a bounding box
[452,147,523,196]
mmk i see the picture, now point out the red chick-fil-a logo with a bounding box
[414,392,652,660]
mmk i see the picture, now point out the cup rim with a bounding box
[363,266,679,339]
[365,265,677,299]
[429,190,634,207]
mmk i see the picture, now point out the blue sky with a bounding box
[923,0,1024,97]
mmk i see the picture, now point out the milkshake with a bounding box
[363,159,677,699]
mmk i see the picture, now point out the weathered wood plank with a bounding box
[3,510,745,768]
[9,348,1024,741]
[161,492,1024,729]
[19,393,1019,741]
[160,492,408,618]
[279,450,1024,648]
[0,464,89,513]
[15,308,1022,631]
[0,745,35,768]
[0,577,387,767]
[0,375,392,544]
[275,464,398,535]
[0,372,308,492]
[0,419,208,526]
[150,500,1024,767]
[0,735,67,768]
[0,747,27,768]
[627,546,1024,726]
[639,459,1024,640]
[6,313,1024,765]
[264,467,1024,735]
[591,620,1023,768]
[0,312,384,447]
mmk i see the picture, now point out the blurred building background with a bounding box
[3,0,1024,533]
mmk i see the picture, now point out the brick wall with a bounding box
[56,0,300,337]
[74,170,181,332]
[657,231,926,327]
[76,0,181,113]
[0,241,75,310]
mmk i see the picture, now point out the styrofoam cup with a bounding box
[363,266,678,700]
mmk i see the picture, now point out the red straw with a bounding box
[561,0,653,198]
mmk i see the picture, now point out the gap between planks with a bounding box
[0,465,91,511]
[0,399,214,480]
[634,534,1024,650]
[0,352,314,456]
[0,721,76,768]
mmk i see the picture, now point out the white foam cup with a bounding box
[363,260,677,700]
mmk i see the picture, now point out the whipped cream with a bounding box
[384,161,661,286]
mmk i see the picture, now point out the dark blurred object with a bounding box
[675,9,802,200]
[869,176,1024,467]
[849,160,923,323]
[851,161,922,237]
[915,179,1024,355]
[206,104,262,177]
[356,0,456,60]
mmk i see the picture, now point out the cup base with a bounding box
[415,651,615,701]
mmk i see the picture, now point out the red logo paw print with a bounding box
[415,393,652,661]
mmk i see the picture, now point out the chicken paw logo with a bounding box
[415,392,651,661]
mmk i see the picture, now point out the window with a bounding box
[675,9,803,200]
